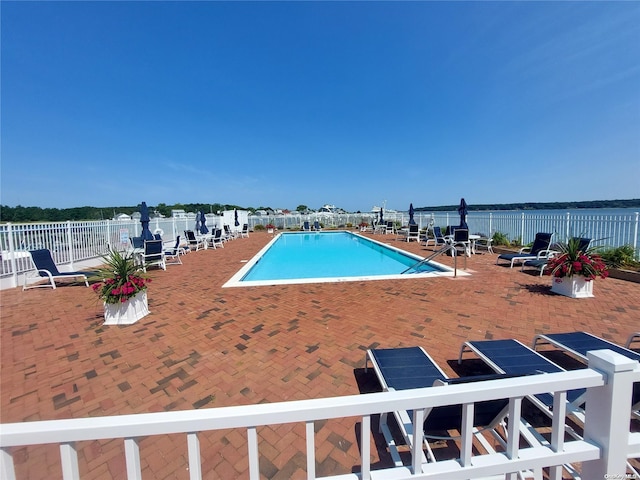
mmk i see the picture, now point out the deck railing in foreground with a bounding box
[2,350,638,480]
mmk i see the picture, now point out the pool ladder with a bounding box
[401,243,466,277]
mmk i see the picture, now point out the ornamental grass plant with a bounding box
[546,237,609,281]
[92,247,151,304]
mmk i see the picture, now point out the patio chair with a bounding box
[141,239,166,272]
[240,224,249,238]
[496,232,553,268]
[184,230,205,251]
[365,346,543,477]
[458,339,587,422]
[207,228,225,249]
[23,249,92,290]
[424,226,446,249]
[450,228,471,256]
[302,221,311,231]
[401,224,420,242]
[384,221,395,234]
[164,236,186,266]
[313,220,322,231]
[223,225,236,241]
[532,331,640,416]
[130,236,144,250]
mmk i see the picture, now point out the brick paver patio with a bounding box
[1,231,638,479]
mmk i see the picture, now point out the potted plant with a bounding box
[265,223,276,234]
[546,237,608,298]
[92,247,151,325]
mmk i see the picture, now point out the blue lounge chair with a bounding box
[302,221,311,231]
[532,331,640,416]
[24,249,92,290]
[184,230,205,251]
[496,232,553,268]
[458,339,587,420]
[313,221,322,231]
[207,228,225,249]
[366,346,540,470]
[521,237,591,276]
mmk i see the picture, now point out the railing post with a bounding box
[581,349,637,480]
[520,213,525,245]
[634,212,639,260]
[6,223,19,288]
[565,212,571,243]
[66,221,75,269]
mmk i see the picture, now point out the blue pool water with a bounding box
[236,231,447,284]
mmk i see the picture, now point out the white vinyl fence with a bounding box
[1,211,638,289]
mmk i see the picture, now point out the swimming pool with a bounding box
[223,231,459,287]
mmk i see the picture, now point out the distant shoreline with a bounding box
[415,199,640,212]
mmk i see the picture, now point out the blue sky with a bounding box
[2,1,639,212]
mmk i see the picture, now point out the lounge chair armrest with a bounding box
[518,247,532,254]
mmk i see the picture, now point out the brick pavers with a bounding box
[2,231,639,479]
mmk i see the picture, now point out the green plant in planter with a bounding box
[546,237,608,280]
[92,248,151,304]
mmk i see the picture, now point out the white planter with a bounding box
[104,290,150,325]
[267,228,274,234]
[550,276,594,298]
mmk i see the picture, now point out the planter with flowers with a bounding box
[546,237,608,298]
[265,224,276,234]
[93,248,151,325]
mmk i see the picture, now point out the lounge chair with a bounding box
[458,339,587,421]
[365,346,543,475]
[184,230,205,251]
[384,221,395,234]
[521,238,590,277]
[302,221,311,231]
[23,249,92,290]
[496,232,553,268]
[240,224,249,238]
[424,226,446,249]
[223,225,236,241]
[141,239,166,272]
[164,236,185,266]
[532,331,640,416]
[627,333,640,350]
[313,221,322,231]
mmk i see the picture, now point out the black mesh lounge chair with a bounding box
[313,221,322,231]
[302,221,311,231]
[521,238,591,277]
[365,346,542,474]
[532,331,640,416]
[458,339,587,422]
[496,232,553,268]
[240,224,249,238]
[23,249,92,290]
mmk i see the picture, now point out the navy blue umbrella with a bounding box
[140,202,154,240]
[408,203,416,225]
[379,208,384,224]
[195,212,201,233]
[458,198,469,229]
[234,209,240,227]
[200,211,209,235]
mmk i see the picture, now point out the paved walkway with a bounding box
[2,231,638,479]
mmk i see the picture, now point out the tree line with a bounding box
[415,199,640,212]
[1,199,638,223]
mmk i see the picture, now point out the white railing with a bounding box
[1,211,638,289]
[1,351,638,480]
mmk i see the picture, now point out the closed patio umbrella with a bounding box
[234,209,240,227]
[458,198,469,229]
[408,203,416,225]
[200,211,209,235]
[140,202,154,240]
[379,208,384,224]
